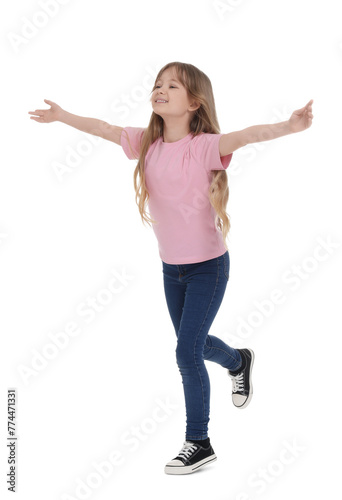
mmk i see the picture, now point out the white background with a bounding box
[1,0,341,498]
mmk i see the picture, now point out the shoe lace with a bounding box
[229,372,244,392]
[177,441,198,460]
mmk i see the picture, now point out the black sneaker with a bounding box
[228,348,255,409]
[164,440,217,475]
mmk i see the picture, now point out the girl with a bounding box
[28,61,314,476]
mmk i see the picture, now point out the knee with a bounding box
[176,340,192,367]
[176,340,202,367]
[203,336,213,360]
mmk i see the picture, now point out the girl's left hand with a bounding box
[288,99,314,133]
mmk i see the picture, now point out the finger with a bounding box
[294,104,307,114]
[297,100,313,113]
[44,99,53,105]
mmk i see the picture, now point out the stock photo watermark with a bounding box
[173,104,295,227]
[60,395,179,500]
[213,0,246,20]
[110,65,159,120]
[179,186,210,225]
[6,389,17,492]
[17,265,134,386]
[7,0,72,53]
[224,234,340,347]
[51,64,159,182]
[231,437,306,499]
[52,132,103,181]
[226,105,294,177]
[0,230,9,246]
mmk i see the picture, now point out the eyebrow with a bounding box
[156,78,180,83]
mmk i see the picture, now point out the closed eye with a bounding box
[155,85,177,89]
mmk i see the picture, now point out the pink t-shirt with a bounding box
[120,127,233,264]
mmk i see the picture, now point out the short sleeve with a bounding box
[120,126,146,159]
[193,133,233,172]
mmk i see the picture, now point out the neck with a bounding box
[161,118,191,143]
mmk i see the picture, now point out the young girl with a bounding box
[28,61,313,476]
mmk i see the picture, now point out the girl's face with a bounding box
[151,67,199,119]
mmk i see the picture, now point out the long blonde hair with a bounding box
[122,61,231,250]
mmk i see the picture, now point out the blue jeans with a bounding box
[162,250,242,441]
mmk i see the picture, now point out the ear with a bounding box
[189,101,201,112]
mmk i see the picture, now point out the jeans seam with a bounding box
[192,259,220,437]
[204,344,240,365]
[223,252,229,280]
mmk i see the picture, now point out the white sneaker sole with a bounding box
[164,454,217,475]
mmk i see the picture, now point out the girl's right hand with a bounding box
[28,99,63,123]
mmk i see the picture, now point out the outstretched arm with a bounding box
[219,99,314,156]
[28,99,123,145]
